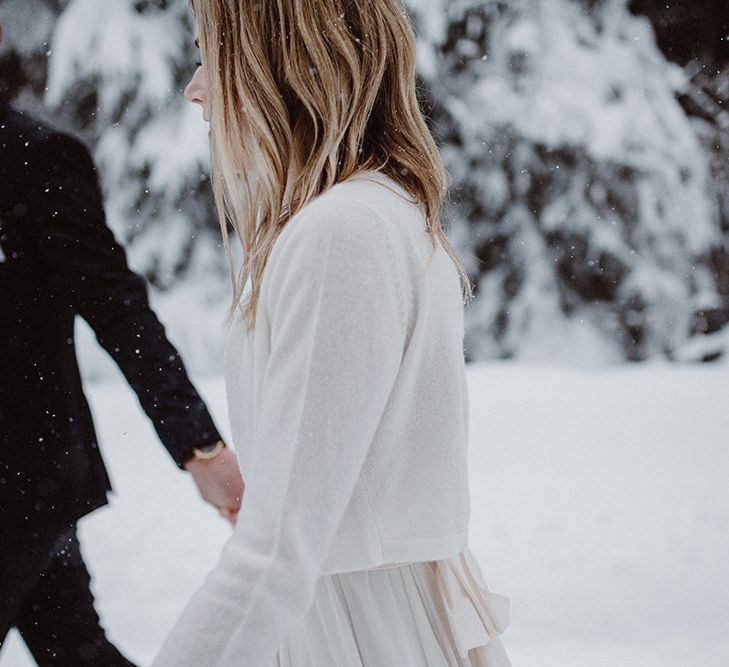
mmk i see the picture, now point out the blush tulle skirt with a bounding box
[273,548,511,666]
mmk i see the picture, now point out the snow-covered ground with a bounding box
[1,362,728,666]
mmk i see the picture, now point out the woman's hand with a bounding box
[184,448,244,525]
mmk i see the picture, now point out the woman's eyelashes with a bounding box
[196,61,202,68]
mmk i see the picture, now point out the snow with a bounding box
[46,0,181,112]
[0,0,56,58]
[2,362,728,666]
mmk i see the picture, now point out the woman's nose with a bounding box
[184,67,205,106]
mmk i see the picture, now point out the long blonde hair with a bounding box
[193,0,472,328]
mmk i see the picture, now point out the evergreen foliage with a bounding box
[1,0,727,367]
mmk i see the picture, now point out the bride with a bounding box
[153,0,510,664]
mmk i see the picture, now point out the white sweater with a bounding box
[153,171,471,666]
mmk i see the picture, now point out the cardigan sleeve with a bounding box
[153,200,406,666]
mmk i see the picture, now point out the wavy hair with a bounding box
[192,0,472,328]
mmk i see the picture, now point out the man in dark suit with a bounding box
[0,22,243,666]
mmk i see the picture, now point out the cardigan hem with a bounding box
[320,530,470,575]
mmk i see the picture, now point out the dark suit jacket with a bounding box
[0,102,221,536]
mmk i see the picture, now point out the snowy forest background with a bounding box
[3,3,729,666]
[2,0,729,374]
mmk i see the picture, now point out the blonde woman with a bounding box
[153,1,510,665]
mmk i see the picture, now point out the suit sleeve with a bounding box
[152,205,405,666]
[20,131,221,465]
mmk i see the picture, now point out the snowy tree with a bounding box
[0,0,61,108]
[629,0,729,360]
[406,0,723,362]
[2,0,728,367]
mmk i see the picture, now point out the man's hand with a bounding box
[184,447,244,525]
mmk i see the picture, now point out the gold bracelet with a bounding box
[191,439,226,461]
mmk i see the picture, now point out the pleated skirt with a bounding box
[274,548,511,666]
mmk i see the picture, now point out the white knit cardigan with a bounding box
[153,171,471,666]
